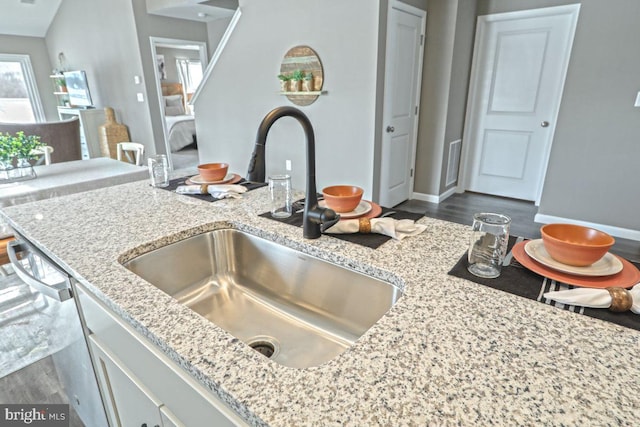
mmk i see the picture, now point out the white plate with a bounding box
[319,200,372,218]
[524,239,623,277]
[188,173,234,185]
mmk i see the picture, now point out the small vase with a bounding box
[0,160,12,180]
[302,79,314,92]
[290,80,302,92]
[280,80,289,92]
[17,157,33,178]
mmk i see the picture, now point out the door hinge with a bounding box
[410,168,414,177]
[420,34,424,46]
[415,106,418,115]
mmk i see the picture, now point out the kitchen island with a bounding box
[1,178,638,426]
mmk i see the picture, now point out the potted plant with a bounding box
[0,133,15,178]
[290,69,304,92]
[302,72,314,92]
[277,74,291,92]
[54,74,67,93]
[10,131,42,161]
[0,131,44,178]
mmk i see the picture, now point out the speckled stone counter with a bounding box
[1,180,638,426]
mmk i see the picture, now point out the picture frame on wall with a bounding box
[157,54,166,80]
[63,70,94,107]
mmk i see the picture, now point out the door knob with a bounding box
[386,126,395,133]
[540,121,549,127]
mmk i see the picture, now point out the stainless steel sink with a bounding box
[123,228,402,368]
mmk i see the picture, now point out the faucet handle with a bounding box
[319,209,340,233]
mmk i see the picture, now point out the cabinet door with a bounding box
[77,284,248,426]
[89,334,163,427]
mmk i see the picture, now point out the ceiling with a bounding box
[0,0,237,38]
[0,0,63,38]
[146,0,236,22]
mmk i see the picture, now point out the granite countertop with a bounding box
[1,179,638,426]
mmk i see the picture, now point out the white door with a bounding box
[462,5,580,202]
[379,1,426,208]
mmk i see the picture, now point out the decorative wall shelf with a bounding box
[278,46,324,107]
[278,91,328,96]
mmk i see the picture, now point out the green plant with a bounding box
[303,72,313,81]
[53,74,67,91]
[0,131,44,161]
[291,69,305,81]
[277,74,291,81]
[0,133,13,163]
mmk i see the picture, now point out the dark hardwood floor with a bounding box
[396,191,640,262]
[0,356,84,426]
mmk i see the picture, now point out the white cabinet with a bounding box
[57,107,105,159]
[76,283,247,427]
[89,335,165,427]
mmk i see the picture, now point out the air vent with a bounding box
[446,139,462,186]
[21,0,36,4]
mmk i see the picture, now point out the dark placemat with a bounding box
[163,176,267,202]
[259,205,424,249]
[449,236,640,331]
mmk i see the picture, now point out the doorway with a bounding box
[460,5,580,203]
[378,1,426,208]
[150,37,208,171]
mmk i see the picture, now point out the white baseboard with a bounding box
[411,186,458,204]
[534,213,640,242]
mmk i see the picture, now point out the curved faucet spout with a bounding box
[246,106,338,239]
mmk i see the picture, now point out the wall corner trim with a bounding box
[411,186,458,204]
[191,7,242,105]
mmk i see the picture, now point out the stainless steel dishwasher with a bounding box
[5,237,108,427]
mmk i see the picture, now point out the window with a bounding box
[0,54,45,123]
[175,58,203,94]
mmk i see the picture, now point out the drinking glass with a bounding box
[148,154,169,188]
[269,174,292,218]
[467,212,511,278]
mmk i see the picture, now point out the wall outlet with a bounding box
[285,160,292,171]
[136,93,144,102]
[634,91,640,107]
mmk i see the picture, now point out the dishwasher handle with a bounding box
[8,240,72,302]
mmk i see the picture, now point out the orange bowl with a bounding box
[322,185,364,213]
[540,224,615,267]
[197,163,229,182]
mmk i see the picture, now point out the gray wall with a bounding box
[194,0,379,196]
[473,0,639,233]
[206,17,234,58]
[131,0,209,155]
[414,0,459,196]
[372,0,428,200]
[0,35,58,121]
[412,0,479,196]
[477,0,576,15]
[538,0,640,231]
[440,0,477,193]
[46,0,209,156]
[46,0,154,149]
[156,46,201,83]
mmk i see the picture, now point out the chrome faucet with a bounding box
[247,106,339,239]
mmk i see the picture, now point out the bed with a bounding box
[161,82,196,152]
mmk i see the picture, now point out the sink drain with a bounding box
[247,337,279,359]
